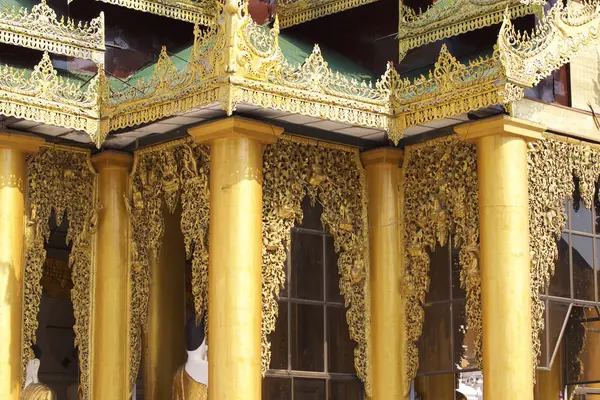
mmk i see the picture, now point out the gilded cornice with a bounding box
[94,0,217,25]
[277,0,379,28]
[499,0,600,97]
[0,0,105,63]
[398,0,541,61]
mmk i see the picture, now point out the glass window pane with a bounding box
[572,234,595,301]
[453,300,476,371]
[595,183,600,234]
[263,377,291,400]
[549,233,571,299]
[299,196,324,231]
[291,231,324,301]
[327,306,355,374]
[565,306,600,385]
[547,301,571,369]
[426,243,450,303]
[269,301,288,370]
[293,378,326,400]
[326,235,343,304]
[291,304,324,372]
[329,379,363,400]
[418,303,452,373]
[452,245,466,300]
[596,239,600,303]
[571,181,593,233]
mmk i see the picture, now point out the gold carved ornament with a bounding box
[498,0,600,102]
[398,0,542,61]
[277,0,379,28]
[127,138,210,395]
[24,145,97,399]
[262,136,372,394]
[402,136,480,390]
[527,134,600,376]
[0,0,105,63]
[94,0,217,25]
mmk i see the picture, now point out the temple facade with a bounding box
[0,0,600,399]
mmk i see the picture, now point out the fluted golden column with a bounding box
[456,115,544,400]
[0,134,43,400]
[361,148,406,399]
[189,117,282,400]
[144,205,186,400]
[91,152,134,400]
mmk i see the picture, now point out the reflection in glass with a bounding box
[453,300,476,371]
[544,301,571,369]
[329,380,363,400]
[325,236,343,304]
[270,301,288,370]
[565,306,600,385]
[291,304,324,372]
[291,231,324,301]
[571,181,593,233]
[426,243,450,303]
[262,377,291,400]
[327,306,355,374]
[418,303,452,373]
[572,234,595,301]
[294,378,326,400]
[549,233,571,298]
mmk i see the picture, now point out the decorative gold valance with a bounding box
[278,0,379,28]
[0,0,105,63]
[398,0,541,61]
[95,0,217,25]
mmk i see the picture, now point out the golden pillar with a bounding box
[91,152,134,400]
[415,374,455,400]
[189,118,282,400]
[0,134,43,400]
[361,148,406,399]
[144,205,186,400]
[535,346,562,400]
[456,115,544,400]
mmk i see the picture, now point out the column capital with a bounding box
[92,151,133,171]
[188,117,283,145]
[361,147,404,167]
[454,115,545,143]
[0,132,44,153]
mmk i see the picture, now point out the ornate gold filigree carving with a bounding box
[277,0,379,28]
[0,0,104,62]
[95,0,217,25]
[403,136,480,389]
[128,138,210,395]
[398,0,541,61]
[527,133,600,375]
[262,136,371,394]
[499,0,600,97]
[24,145,96,399]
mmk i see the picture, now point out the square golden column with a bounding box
[455,115,544,400]
[91,151,134,400]
[0,133,43,400]
[361,148,406,399]
[189,117,282,400]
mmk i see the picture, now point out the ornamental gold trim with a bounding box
[95,0,217,25]
[398,0,541,61]
[262,136,371,393]
[277,0,379,28]
[0,0,105,63]
[23,145,97,400]
[499,0,600,94]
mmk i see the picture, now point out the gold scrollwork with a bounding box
[262,136,371,394]
[95,0,217,25]
[403,136,480,389]
[128,138,210,394]
[24,145,96,399]
[277,0,379,28]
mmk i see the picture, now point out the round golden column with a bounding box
[361,148,406,399]
[144,205,186,400]
[0,134,43,400]
[91,152,134,400]
[535,346,561,400]
[456,115,544,400]
[189,117,282,400]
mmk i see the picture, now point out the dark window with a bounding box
[262,196,364,400]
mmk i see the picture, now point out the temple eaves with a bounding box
[0,0,598,148]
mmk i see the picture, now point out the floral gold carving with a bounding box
[277,0,379,28]
[0,0,105,62]
[24,145,96,399]
[128,138,210,394]
[96,0,217,25]
[262,136,371,394]
[403,136,480,389]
